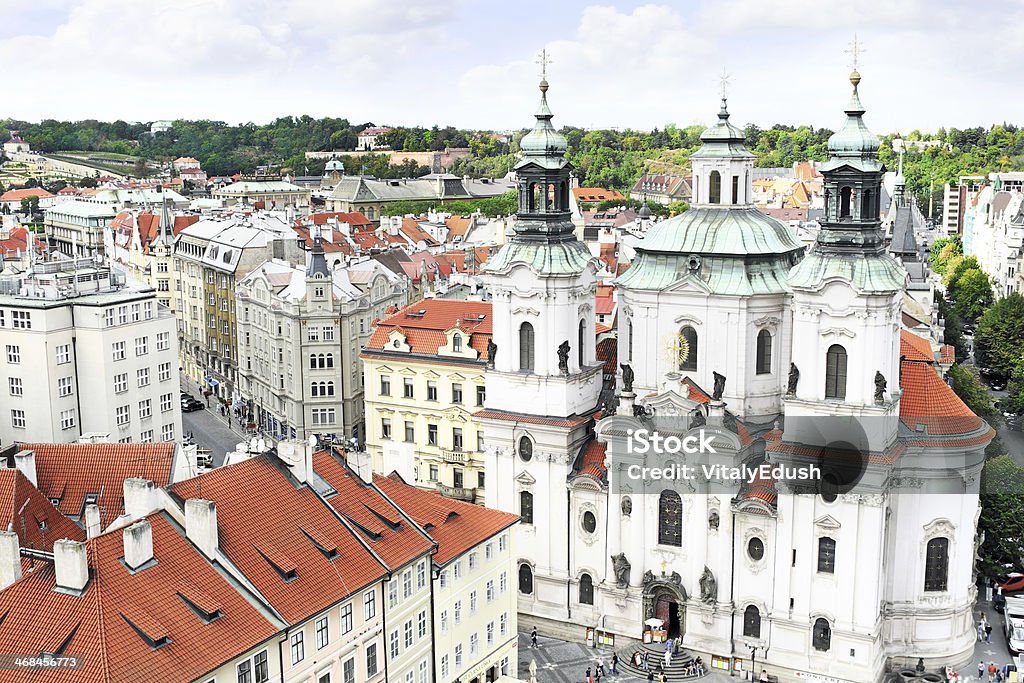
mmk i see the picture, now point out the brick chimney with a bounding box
[123,519,154,570]
[84,504,101,539]
[184,499,218,558]
[54,539,89,593]
[0,531,22,590]
[123,478,156,520]
[13,449,36,486]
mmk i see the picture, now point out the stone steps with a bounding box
[613,642,708,679]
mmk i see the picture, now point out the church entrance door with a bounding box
[655,593,683,638]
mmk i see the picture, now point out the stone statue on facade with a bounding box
[557,340,570,374]
[787,363,800,395]
[708,509,720,530]
[487,339,497,368]
[642,569,655,586]
[874,370,887,403]
[699,566,717,604]
[621,496,632,517]
[712,371,726,401]
[611,553,631,588]
[620,363,634,393]
[669,571,682,587]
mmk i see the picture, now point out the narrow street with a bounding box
[179,372,250,467]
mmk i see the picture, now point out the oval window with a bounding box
[582,511,597,534]
[747,536,765,561]
[518,436,533,462]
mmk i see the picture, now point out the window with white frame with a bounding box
[55,344,70,364]
[112,341,125,361]
[340,602,353,634]
[307,327,320,342]
[58,377,73,397]
[440,609,448,633]
[366,643,378,677]
[11,310,30,329]
[161,423,174,440]
[389,630,399,659]
[500,612,508,636]
[487,621,494,646]
[311,408,335,425]
[115,405,130,425]
[114,373,128,393]
[117,306,128,324]
[418,659,428,683]
[500,571,507,593]
[454,600,462,625]
[60,409,76,430]
[469,551,478,571]
[486,580,494,602]
[5,345,18,364]
[9,377,22,396]
[417,560,426,589]
[403,570,412,598]
[137,367,150,387]
[440,655,449,679]
[364,589,376,620]
[141,430,153,443]
[135,337,148,356]
[499,533,507,552]
[342,657,355,683]
[11,410,25,429]
[156,332,170,351]
[405,671,413,683]
[389,580,399,607]
[104,308,115,327]
[470,590,477,614]
[404,619,413,648]
[439,570,447,589]
[158,362,171,382]
[486,543,493,561]
[130,304,140,322]
[455,643,463,668]
[417,609,427,638]
[290,631,304,664]
[323,326,335,341]
[453,561,461,580]
[315,615,329,649]
[144,301,153,320]
[160,393,173,412]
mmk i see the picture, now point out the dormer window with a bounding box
[452,334,462,353]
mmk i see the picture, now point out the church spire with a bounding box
[306,228,330,278]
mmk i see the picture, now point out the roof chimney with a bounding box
[84,504,101,539]
[0,531,22,590]
[184,499,219,557]
[14,449,36,486]
[123,478,156,520]
[123,519,154,570]
[54,539,89,593]
[277,439,314,485]
[349,449,374,485]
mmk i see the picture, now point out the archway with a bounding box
[642,574,688,639]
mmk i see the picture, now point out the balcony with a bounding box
[436,482,477,503]
[441,448,468,463]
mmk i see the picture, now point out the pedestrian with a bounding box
[596,661,604,679]
[663,648,671,670]
[978,621,986,641]
[760,670,770,683]
[979,661,986,680]
[643,650,650,671]
[611,653,619,675]
[531,627,538,648]
[986,622,993,643]
[586,666,592,683]
[646,672,654,683]
[988,661,997,682]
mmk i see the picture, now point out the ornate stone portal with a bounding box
[641,570,689,637]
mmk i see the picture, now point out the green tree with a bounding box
[979,455,1024,575]
[974,293,1024,375]
[948,365,994,417]
[950,268,993,322]
[928,235,962,275]
[936,294,968,361]
[19,195,39,215]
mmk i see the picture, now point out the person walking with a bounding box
[663,648,672,670]
[596,661,604,680]
[978,621,986,641]
[611,653,619,675]
[643,650,650,671]
[988,661,997,682]
[586,666,593,683]
[530,627,538,648]
[986,622,993,643]
[979,661,985,680]
[646,672,654,683]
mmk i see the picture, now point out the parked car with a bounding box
[990,378,1008,391]
[999,573,1024,593]
[180,391,194,400]
[181,398,205,412]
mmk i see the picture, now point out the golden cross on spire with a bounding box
[537,48,552,80]
[718,68,731,99]
[845,33,865,70]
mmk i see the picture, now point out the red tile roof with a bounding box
[171,456,388,624]
[305,211,373,231]
[939,344,956,364]
[596,337,617,374]
[0,226,42,257]
[365,299,492,360]
[899,360,983,436]
[1,188,54,201]
[575,441,607,479]
[400,218,438,246]
[18,443,176,528]
[312,450,433,570]
[0,513,279,683]
[474,410,591,429]
[292,224,354,255]
[0,469,84,551]
[596,284,615,315]
[375,474,518,566]
[445,216,472,240]
[899,329,934,362]
[573,188,625,203]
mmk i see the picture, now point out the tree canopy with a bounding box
[974,293,1024,376]
[979,454,1024,576]
[948,365,995,417]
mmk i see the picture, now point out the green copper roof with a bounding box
[788,251,907,293]
[690,98,755,160]
[485,237,594,276]
[637,207,804,255]
[518,79,568,159]
[824,70,881,164]
[616,252,800,295]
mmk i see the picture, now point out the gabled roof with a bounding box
[1,188,54,201]
[573,188,625,203]
[375,474,518,567]
[18,443,176,528]
[170,456,388,624]
[365,298,492,360]
[0,469,84,551]
[0,513,280,683]
[312,450,433,569]
[899,329,934,362]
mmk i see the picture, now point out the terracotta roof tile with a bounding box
[365,299,492,359]
[0,469,84,551]
[375,474,518,566]
[900,329,935,362]
[17,442,176,528]
[474,409,591,429]
[170,455,387,624]
[312,450,433,570]
[0,513,279,683]
[1,188,54,201]
[574,440,607,479]
[899,360,983,435]
[572,188,625,202]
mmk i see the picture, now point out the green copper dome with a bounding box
[826,70,880,157]
[518,79,568,157]
[691,98,755,160]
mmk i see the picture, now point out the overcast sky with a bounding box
[3,1,1021,134]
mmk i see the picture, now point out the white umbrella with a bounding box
[644,618,664,627]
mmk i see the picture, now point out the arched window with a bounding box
[709,171,722,204]
[743,605,761,638]
[658,490,682,547]
[679,326,698,372]
[548,183,557,211]
[579,573,594,605]
[924,537,949,591]
[839,187,852,219]
[531,183,541,212]
[309,354,317,369]
[627,320,633,361]
[518,436,533,462]
[861,189,873,219]
[520,491,534,525]
[756,329,772,375]
[325,353,334,368]
[812,618,831,651]
[518,563,534,595]
[578,319,586,368]
[452,333,462,353]
[731,175,739,204]
[817,537,836,573]
[519,322,535,372]
[326,381,335,397]
[824,345,848,400]
[366,206,375,220]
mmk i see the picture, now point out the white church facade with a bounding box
[481,68,992,682]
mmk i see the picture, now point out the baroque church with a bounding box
[481,67,993,682]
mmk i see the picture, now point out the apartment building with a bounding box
[362,298,492,503]
[235,235,408,442]
[0,258,182,443]
[44,198,118,256]
[963,184,1024,297]
[173,212,299,402]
